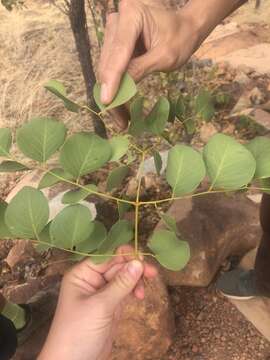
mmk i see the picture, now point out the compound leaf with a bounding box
[203,134,256,190]
[17,117,67,163]
[166,144,206,196]
[5,187,49,239]
[148,230,190,271]
[60,132,112,178]
[94,73,137,112]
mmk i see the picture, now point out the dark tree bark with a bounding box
[68,0,107,138]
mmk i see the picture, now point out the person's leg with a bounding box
[216,192,270,299]
[254,193,270,296]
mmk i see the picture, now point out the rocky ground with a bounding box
[0,0,270,359]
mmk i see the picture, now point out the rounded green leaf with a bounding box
[45,80,80,113]
[106,166,129,192]
[0,202,13,238]
[94,73,137,112]
[166,144,206,196]
[146,97,170,135]
[148,230,190,271]
[128,97,145,136]
[50,204,94,249]
[17,117,67,163]
[203,134,256,190]
[0,128,12,156]
[118,201,132,219]
[60,132,112,178]
[38,168,74,190]
[160,213,179,235]
[246,137,270,179]
[73,221,107,261]
[98,219,133,254]
[62,184,98,204]
[5,187,49,239]
[0,161,29,172]
[195,89,215,121]
[109,136,129,162]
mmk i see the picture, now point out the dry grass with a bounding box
[0,0,96,134]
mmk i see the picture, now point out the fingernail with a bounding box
[100,83,109,104]
[127,260,143,279]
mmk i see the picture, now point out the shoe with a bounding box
[17,284,60,345]
[216,269,260,300]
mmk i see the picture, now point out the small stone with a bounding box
[223,123,235,135]
[252,109,270,130]
[231,95,252,115]
[199,123,218,143]
[249,87,266,105]
[192,345,199,353]
[6,240,35,269]
[237,64,254,75]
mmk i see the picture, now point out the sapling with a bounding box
[0,73,270,271]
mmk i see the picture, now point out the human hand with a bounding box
[38,245,157,360]
[98,0,202,128]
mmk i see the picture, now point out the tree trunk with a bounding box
[68,0,107,138]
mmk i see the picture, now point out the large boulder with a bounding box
[156,193,261,287]
[111,276,175,360]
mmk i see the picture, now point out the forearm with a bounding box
[182,0,247,44]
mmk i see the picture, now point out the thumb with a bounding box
[100,260,144,310]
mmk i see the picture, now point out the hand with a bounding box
[38,246,157,360]
[98,0,201,114]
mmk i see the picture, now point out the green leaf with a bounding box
[0,202,13,238]
[107,166,129,192]
[35,223,52,252]
[246,137,270,179]
[203,134,256,190]
[195,89,215,121]
[153,151,162,176]
[183,118,196,136]
[38,168,74,190]
[175,95,186,120]
[128,97,145,136]
[45,80,80,113]
[166,144,206,196]
[94,73,137,112]
[0,161,29,172]
[50,204,94,249]
[72,221,107,261]
[98,219,133,254]
[5,187,49,239]
[160,213,179,235]
[0,128,12,156]
[145,97,170,135]
[148,230,190,271]
[260,178,270,194]
[17,117,67,163]
[109,136,129,162]
[60,132,112,178]
[62,184,98,204]
[118,201,132,219]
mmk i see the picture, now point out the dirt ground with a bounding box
[0,1,270,359]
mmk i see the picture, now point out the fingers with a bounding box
[99,260,144,309]
[98,0,143,104]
